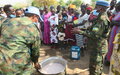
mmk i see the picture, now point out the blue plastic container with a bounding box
[70,46,80,60]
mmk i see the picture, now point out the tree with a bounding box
[91,0,97,2]
[32,0,59,7]
[66,0,73,6]
[66,0,82,7]
[72,0,82,7]
[58,0,66,6]
[14,2,28,9]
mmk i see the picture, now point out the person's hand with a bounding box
[71,27,82,34]
[34,62,41,71]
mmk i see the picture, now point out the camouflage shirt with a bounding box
[80,13,110,40]
[0,17,41,62]
[80,13,110,53]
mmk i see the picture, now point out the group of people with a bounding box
[0,0,120,75]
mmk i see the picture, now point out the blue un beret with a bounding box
[96,0,110,7]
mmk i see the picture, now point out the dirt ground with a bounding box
[38,45,110,75]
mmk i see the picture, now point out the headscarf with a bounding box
[69,4,76,9]
[86,6,93,11]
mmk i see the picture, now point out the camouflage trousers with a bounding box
[89,39,108,75]
[0,49,35,75]
[89,50,103,75]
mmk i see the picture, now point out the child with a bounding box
[58,27,66,50]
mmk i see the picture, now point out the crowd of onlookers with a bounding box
[0,0,120,75]
[0,4,93,51]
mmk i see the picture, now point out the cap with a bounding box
[25,6,40,18]
[96,0,110,7]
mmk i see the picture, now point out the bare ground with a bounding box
[38,45,109,75]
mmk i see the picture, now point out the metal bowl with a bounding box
[39,57,67,75]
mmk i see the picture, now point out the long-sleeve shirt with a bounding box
[79,13,110,53]
[0,17,41,63]
[80,13,109,40]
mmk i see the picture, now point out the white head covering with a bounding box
[25,6,40,17]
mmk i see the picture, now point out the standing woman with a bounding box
[109,9,120,74]
[48,8,59,48]
[65,5,76,46]
[75,5,90,56]
[105,2,120,65]
[43,6,51,44]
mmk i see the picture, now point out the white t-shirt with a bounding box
[78,14,90,28]
[67,14,73,22]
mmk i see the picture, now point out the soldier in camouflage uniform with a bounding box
[0,6,41,75]
[72,1,110,75]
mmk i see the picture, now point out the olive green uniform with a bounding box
[0,17,40,75]
[79,13,109,75]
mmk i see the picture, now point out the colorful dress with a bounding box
[65,14,75,45]
[109,32,120,75]
[48,14,58,43]
[43,12,51,44]
[106,12,120,62]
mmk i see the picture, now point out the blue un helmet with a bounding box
[96,0,110,7]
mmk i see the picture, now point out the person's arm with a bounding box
[26,23,41,65]
[30,38,40,63]
[31,23,41,70]
[32,32,40,63]
[74,14,89,27]
[55,14,59,25]
[58,33,60,38]
[72,21,109,39]
[74,20,87,27]
[78,29,99,39]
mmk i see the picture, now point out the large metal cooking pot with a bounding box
[39,57,67,75]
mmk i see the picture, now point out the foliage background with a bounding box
[0,0,111,9]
